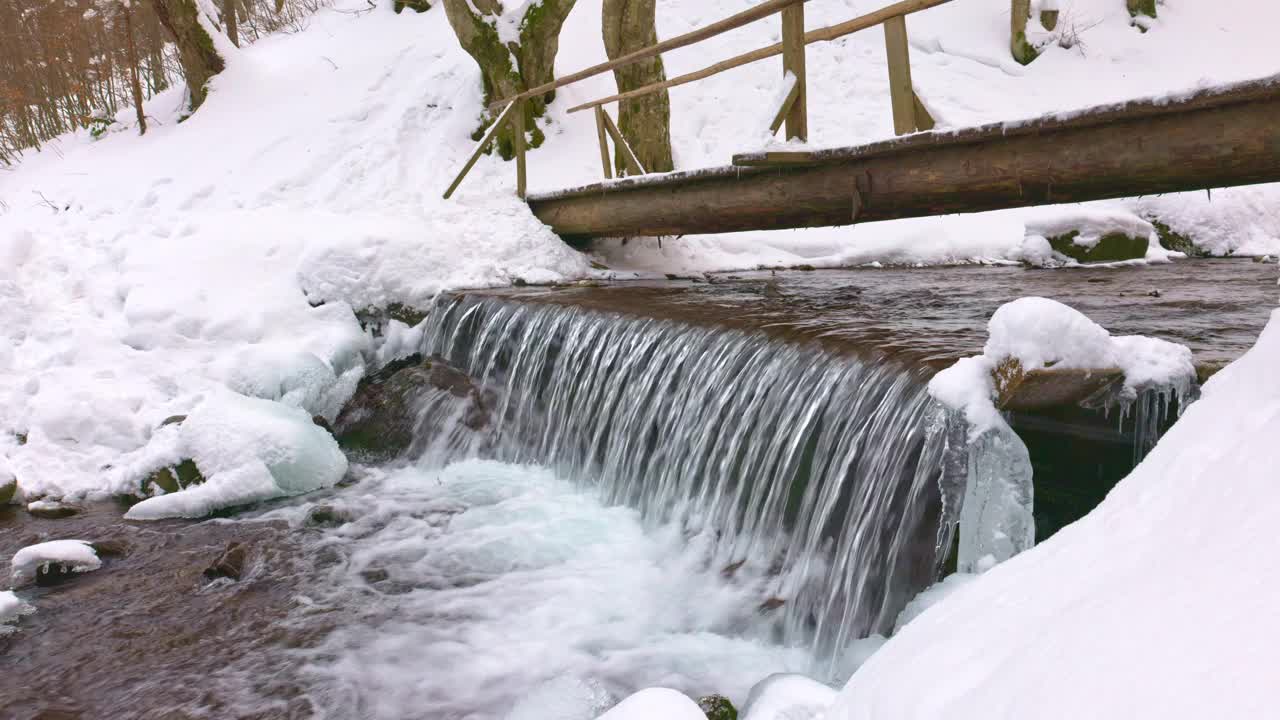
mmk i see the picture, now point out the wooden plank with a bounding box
[568,0,953,114]
[781,4,808,141]
[528,75,1280,238]
[487,0,808,112]
[733,150,816,166]
[443,101,516,200]
[595,107,613,180]
[883,15,916,135]
[600,109,646,176]
[912,89,935,131]
[768,76,801,136]
[513,99,527,199]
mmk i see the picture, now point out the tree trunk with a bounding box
[1010,0,1036,65]
[223,0,239,47]
[602,0,673,174]
[122,5,148,135]
[441,0,577,159]
[149,0,226,111]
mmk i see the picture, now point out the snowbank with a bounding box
[742,674,837,720]
[831,305,1280,720]
[10,540,102,583]
[595,688,705,720]
[124,392,348,520]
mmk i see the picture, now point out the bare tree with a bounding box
[442,0,577,159]
[148,0,226,111]
[1010,0,1037,65]
[602,0,672,174]
[121,3,149,134]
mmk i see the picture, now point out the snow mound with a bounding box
[0,590,34,634]
[125,392,348,520]
[595,688,705,720]
[742,674,837,720]
[831,307,1280,719]
[891,573,978,634]
[11,539,102,583]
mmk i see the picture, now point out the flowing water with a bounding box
[4,260,1275,720]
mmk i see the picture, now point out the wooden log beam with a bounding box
[882,15,917,135]
[529,75,1280,239]
[567,0,954,115]
[486,0,808,113]
[781,4,808,141]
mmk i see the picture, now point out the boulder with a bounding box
[0,477,15,506]
[141,459,204,496]
[993,357,1123,412]
[1048,230,1148,263]
[698,695,739,720]
[26,500,80,519]
[334,353,489,461]
[203,542,248,581]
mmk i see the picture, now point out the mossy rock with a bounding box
[142,459,204,496]
[698,695,738,720]
[0,477,16,505]
[1127,0,1156,18]
[334,353,489,461]
[393,0,431,13]
[1048,231,1148,263]
[1150,220,1209,257]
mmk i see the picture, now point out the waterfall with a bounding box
[407,294,956,667]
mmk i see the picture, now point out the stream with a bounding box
[2,260,1276,720]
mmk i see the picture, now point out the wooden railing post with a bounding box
[513,98,527,198]
[781,3,808,141]
[595,107,614,180]
[882,15,917,135]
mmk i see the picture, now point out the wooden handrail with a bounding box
[567,0,952,114]
[486,0,808,112]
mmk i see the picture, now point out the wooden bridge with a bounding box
[446,0,1280,240]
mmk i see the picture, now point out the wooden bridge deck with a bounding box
[527,74,1280,241]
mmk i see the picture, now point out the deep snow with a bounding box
[3,0,1278,502]
[827,302,1280,720]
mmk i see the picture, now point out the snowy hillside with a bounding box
[2,1,1278,500]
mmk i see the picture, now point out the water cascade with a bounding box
[408,295,972,665]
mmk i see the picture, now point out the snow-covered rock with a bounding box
[0,590,34,634]
[742,674,838,720]
[831,306,1280,719]
[124,392,348,520]
[11,539,102,584]
[594,688,706,720]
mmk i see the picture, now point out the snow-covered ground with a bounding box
[2,0,1278,502]
[827,301,1280,720]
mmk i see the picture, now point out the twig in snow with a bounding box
[32,191,61,213]
[320,56,339,70]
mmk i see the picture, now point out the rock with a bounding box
[1048,231,1148,263]
[90,538,131,558]
[311,415,333,433]
[355,303,429,333]
[141,459,204,496]
[334,353,490,461]
[792,264,817,271]
[26,500,80,519]
[0,477,15,506]
[160,414,187,427]
[758,597,786,613]
[304,504,349,528]
[393,0,431,12]
[698,695,738,720]
[203,542,248,581]
[993,357,1123,412]
[1149,219,1208,257]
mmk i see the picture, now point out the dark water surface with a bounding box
[485,259,1277,370]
